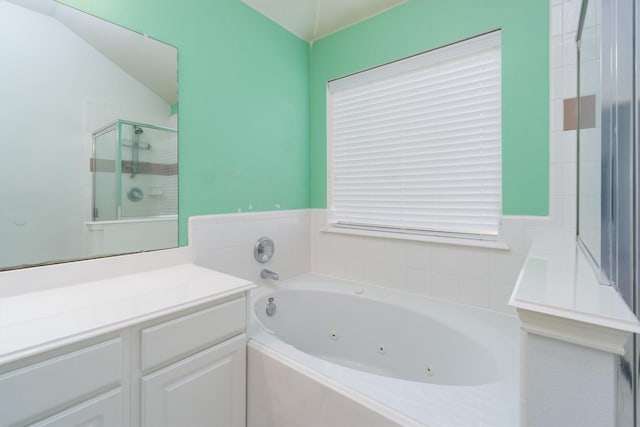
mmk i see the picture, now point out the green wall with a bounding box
[60,0,311,245]
[309,0,549,215]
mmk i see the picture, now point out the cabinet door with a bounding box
[141,334,245,427]
[29,388,124,427]
[0,337,122,427]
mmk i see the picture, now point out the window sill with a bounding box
[321,226,510,250]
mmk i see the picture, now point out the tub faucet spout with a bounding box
[261,269,279,280]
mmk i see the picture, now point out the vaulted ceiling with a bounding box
[7,0,177,105]
[241,0,407,43]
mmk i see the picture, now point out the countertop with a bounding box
[510,236,640,334]
[0,263,255,365]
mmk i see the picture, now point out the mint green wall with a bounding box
[310,0,549,215]
[60,0,310,245]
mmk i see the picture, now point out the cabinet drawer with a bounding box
[0,338,122,427]
[29,388,123,427]
[141,297,245,372]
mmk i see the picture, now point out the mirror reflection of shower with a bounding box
[91,119,178,221]
[127,125,151,178]
[88,119,177,257]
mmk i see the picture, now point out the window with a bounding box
[327,31,502,241]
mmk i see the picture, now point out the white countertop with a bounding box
[0,263,255,365]
[510,237,640,334]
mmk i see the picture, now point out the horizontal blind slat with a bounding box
[328,32,501,238]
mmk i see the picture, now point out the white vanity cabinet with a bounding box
[137,297,247,427]
[0,292,250,427]
[141,335,245,427]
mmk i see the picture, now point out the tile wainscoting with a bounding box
[189,208,572,315]
[189,210,311,285]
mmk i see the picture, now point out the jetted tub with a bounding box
[249,274,519,427]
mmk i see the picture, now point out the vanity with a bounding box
[0,258,254,427]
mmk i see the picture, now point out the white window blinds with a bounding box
[327,31,502,240]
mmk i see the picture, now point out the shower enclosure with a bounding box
[92,119,177,221]
[89,119,177,255]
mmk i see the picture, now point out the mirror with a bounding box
[0,0,178,270]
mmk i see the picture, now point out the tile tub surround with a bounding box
[189,208,572,315]
[249,274,519,426]
[311,210,577,315]
[189,210,311,285]
[248,342,414,427]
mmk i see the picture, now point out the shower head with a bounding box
[134,126,143,135]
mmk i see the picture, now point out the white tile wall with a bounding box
[189,210,310,285]
[551,0,581,236]
[310,210,535,315]
[518,3,583,424]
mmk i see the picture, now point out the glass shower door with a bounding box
[92,126,118,221]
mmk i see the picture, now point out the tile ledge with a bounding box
[517,308,633,355]
[510,236,640,353]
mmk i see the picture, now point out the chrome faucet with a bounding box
[260,268,279,280]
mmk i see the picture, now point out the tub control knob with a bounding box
[266,302,277,316]
[254,237,275,263]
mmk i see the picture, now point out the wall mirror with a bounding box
[0,0,178,270]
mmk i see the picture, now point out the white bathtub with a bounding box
[249,274,519,427]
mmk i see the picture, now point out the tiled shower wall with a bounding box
[189,0,579,315]
[550,0,582,234]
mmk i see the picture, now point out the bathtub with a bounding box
[249,274,520,427]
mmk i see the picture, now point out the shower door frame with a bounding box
[91,119,178,222]
[91,121,121,222]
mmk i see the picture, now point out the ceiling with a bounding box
[7,0,177,105]
[241,0,407,43]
